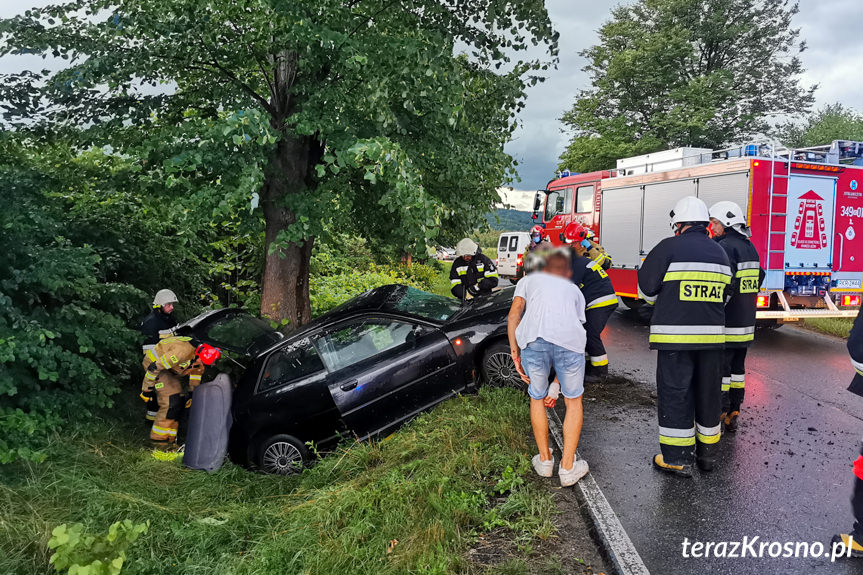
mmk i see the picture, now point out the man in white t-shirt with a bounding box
[507,249,589,487]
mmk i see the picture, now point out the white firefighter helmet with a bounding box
[153,289,178,308]
[670,196,710,228]
[709,201,747,228]
[455,238,479,257]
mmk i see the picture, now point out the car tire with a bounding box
[481,342,526,391]
[257,434,310,476]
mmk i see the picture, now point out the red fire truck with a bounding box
[531,141,863,323]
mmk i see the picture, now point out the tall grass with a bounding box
[0,388,555,575]
[800,317,854,338]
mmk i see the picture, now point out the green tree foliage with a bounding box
[778,103,863,148]
[0,137,147,463]
[558,0,815,173]
[1,0,558,327]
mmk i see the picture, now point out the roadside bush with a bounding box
[0,136,215,463]
[310,269,423,316]
[48,520,148,575]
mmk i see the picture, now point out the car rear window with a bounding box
[204,314,282,355]
[388,286,461,321]
[509,236,519,252]
[498,236,508,251]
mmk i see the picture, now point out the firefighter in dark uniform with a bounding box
[833,305,863,557]
[138,289,179,422]
[564,222,618,381]
[638,196,731,476]
[450,238,499,299]
[709,201,765,432]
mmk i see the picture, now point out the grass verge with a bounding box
[0,387,556,575]
[800,317,855,339]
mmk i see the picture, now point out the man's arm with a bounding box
[450,260,466,298]
[507,295,530,383]
[477,254,499,291]
[637,240,670,304]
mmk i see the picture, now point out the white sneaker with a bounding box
[559,459,589,487]
[532,453,555,478]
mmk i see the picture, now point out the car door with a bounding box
[312,316,462,439]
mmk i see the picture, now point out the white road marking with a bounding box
[546,407,651,575]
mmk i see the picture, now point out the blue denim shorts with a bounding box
[521,338,585,400]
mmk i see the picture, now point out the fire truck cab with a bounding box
[533,141,863,322]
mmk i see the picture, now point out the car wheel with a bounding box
[481,342,525,390]
[257,434,309,475]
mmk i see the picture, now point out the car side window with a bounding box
[498,235,508,251]
[313,318,417,373]
[258,337,325,393]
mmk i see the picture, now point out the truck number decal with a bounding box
[841,206,863,218]
[680,281,724,302]
[739,278,760,294]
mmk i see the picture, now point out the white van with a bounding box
[496,232,531,283]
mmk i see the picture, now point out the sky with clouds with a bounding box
[3,0,862,194]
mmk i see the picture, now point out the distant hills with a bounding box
[485,208,535,231]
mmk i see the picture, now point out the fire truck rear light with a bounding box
[756,295,770,308]
[842,295,861,307]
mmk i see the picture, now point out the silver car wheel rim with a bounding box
[486,352,522,388]
[262,441,302,475]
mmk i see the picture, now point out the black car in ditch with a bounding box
[175,285,521,474]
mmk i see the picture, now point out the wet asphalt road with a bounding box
[569,310,863,575]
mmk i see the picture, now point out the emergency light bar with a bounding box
[791,162,843,173]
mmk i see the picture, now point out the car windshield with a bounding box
[387,286,461,322]
[203,313,282,354]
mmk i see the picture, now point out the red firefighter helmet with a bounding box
[563,222,588,244]
[195,343,222,366]
[530,225,544,235]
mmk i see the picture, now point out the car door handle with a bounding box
[340,380,358,392]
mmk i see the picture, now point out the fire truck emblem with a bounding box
[790,190,828,249]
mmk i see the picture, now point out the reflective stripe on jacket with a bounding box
[570,253,617,310]
[717,229,765,347]
[449,253,498,299]
[637,225,732,350]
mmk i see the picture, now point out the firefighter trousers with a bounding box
[851,442,863,538]
[147,372,187,443]
[656,349,723,465]
[585,304,617,375]
[721,347,748,413]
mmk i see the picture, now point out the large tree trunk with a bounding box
[259,135,314,328]
[258,49,322,328]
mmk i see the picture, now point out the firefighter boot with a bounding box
[696,443,715,472]
[831,534,863,558]
[652,454,692,478]
[724,411,740,433]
